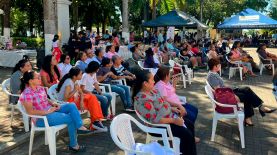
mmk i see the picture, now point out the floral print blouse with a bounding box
[134,89,174,124]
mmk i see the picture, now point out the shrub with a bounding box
[12,37,44,49]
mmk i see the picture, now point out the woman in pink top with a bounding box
[104,45,118,59]
[154,66,198,124]
[230,44,256,77]
[112,32,120,47]
[19,70,91,152]
[40,55,61,88]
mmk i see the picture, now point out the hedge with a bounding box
[12,37,44,49]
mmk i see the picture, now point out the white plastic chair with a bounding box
[110,113,175,155]
[258,54,275,75]
[226,56,243,81]
[138,60,158,75]
[173,60,194,85]
[111,78,131,93]
[17,101,67,155]
[135,111,180,154]
[169,60,186,88]
[205,85,245,148]
[99,83,117,115]
[47,84,88,115]
[1,78,30,132]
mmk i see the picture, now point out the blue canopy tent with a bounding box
[143,10,208,29]
[217,8,277,29]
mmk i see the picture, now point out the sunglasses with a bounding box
[66,57,70,59]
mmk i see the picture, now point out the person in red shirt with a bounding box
[52,34,63,62]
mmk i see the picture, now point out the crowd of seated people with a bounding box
[7,31,277,154]
[96,57,134,112]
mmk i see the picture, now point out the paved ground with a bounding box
[0,48,276,155]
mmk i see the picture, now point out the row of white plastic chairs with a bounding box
[111,96,187,155]
[1,77,130,155]
[1,78,247,155]
[111,83,247,155]
[137,59,193,88]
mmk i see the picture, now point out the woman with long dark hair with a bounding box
[40,55,61,88]
[154,66,199,124]
[20,70,91,152]
[133,70,197,155]
[58,54,72,77]
[10,58,32,104]
[56,67,107,131]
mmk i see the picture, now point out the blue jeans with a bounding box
[94,93,112,117]
[242,62,252,72]
[111,84,132,109]
[182,103,198,124]
[36,104,83,147]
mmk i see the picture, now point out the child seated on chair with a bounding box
[79,61,113,120]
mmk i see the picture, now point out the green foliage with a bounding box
[10,8,28,36]
[12,37,44,48]
[11,0,43,35]
[77,0,121,32]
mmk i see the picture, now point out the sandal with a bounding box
[68,145,86,153]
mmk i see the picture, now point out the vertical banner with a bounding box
[167,26,175,40]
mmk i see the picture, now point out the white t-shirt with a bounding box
[53,40,59,48]
[79,73,98,92]
[57,63,72,77]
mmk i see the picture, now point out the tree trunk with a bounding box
[102,20,106,35]
[97,24,100,35]
[2,0,11,37]
[200,0,204,22]
[43,0,57,55]
[143,1,148,21]
[29,0,35,36]
[122,0,129,42]
[152,0,156,19]
[72,0,78,33]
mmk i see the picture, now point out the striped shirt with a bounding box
[111,65,126,76]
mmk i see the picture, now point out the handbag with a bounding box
[214,88,238,114]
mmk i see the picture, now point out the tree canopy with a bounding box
[4,0,275,36]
